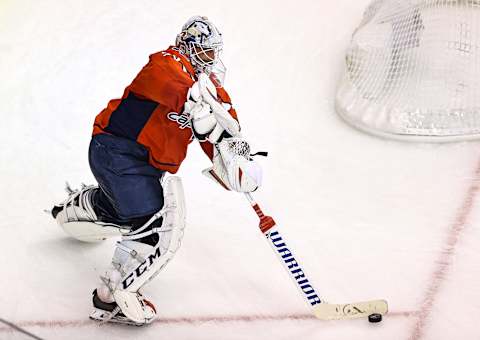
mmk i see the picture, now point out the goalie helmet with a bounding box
[176,16,224,78]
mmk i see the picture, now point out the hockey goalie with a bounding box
[49,16,263,326]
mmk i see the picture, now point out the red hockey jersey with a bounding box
[93,47,238,173]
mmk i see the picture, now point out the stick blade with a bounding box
[313,299,388,320]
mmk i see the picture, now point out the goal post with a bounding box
[336,0,480,141]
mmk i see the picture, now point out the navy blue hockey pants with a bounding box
[88,134,165,225]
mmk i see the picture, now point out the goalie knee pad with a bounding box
[96,176,186,324]
[52,184,127,242]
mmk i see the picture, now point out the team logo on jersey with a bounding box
[167,111,191,130]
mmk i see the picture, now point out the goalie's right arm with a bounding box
[183,73,240,143]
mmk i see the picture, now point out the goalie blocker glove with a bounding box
[184,73,240,143]
[184,76,217,140]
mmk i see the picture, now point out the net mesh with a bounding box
[336,0,480,141]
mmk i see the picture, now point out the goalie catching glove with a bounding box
[203,137,262,192]
[184,73,240,143]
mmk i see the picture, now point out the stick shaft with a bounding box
[244,193,323,307]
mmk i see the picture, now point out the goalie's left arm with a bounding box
[202,137,263,193]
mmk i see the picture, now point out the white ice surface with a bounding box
[1,0,479,339]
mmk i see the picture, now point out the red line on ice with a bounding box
[409,160,480,340]
[0,310,414,331]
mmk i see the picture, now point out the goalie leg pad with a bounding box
[96,176,186,324]
[53,184,128,242]
[54,184,98,225]
[61,221,127,242]
[90,289,156,326]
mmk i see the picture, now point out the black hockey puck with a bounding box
[368,313,382,323]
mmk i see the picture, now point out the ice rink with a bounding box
[1,0,479,339]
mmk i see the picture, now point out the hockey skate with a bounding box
[51,183,129,242]
[89,289,156,326]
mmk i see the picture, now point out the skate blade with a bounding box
[89,309,153,327]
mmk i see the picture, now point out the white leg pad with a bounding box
[54,184,128,242]
[113,290,156,324]
[121,176,186,292]
[61,221,127,242]
[97,176,186,322]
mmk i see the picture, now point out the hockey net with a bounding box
[336,0,480,141]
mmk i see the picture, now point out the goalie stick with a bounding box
[244,193,388,320]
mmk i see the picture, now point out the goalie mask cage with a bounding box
[336,0,480,141]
